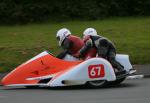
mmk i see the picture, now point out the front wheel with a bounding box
[86,80,107,88]
[25,86,39,89]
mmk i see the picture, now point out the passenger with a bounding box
[75,28,125,73]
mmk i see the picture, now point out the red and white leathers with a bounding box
[56,35,84,59]
[82,36,97,60]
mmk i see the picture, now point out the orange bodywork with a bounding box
[1,54,82,86]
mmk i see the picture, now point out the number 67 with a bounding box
[88,64,105,78]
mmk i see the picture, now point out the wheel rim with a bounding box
[88,80,106,87]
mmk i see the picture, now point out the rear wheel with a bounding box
[107,77,126,86]
[86,80,106,88]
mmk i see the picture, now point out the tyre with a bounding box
[107,77,126,86]
[86,80,106,88]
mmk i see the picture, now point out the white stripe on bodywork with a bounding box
[6,84,49,87]
[22,51,49,66]
[26,74,56,80]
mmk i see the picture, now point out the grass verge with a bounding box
[0,17,150,72]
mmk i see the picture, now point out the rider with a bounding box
[56,28,84,59]
[75,28,125,73]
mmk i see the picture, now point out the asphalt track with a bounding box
[0,78,150,103]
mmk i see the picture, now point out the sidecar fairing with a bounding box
[1,51,134,88]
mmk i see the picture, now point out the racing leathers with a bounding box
[82,36,97,60]
[78,35,124,72]
[56,35,84,59]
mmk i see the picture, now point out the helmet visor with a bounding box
[56,36,60,41]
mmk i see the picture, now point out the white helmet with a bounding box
[83,28,98,38]
[56,28,71,46]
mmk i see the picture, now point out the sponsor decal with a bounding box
[88,64,105,78]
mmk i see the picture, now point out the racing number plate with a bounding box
[88,64,105,78]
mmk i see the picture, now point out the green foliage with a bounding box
[0,0,149,24]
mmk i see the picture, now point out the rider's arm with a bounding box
[56,39,73,59]
[56,50,68,59]
[63,39,73,50]
[79,38,93,56]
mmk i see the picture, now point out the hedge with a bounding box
[0,0,149,24]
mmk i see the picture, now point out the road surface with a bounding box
[0,78,150,103]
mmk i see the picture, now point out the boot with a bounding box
[116,64,127,74]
